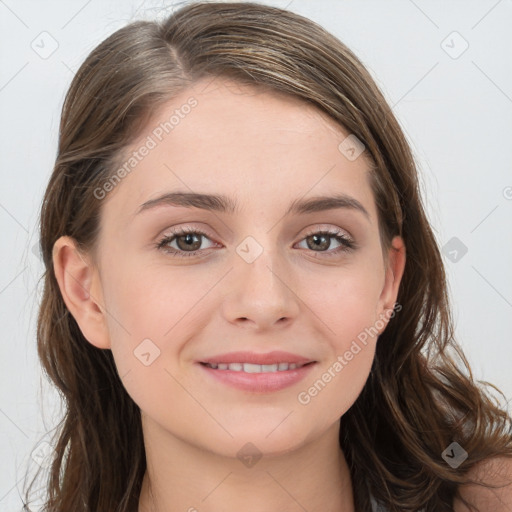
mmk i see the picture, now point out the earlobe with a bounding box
[52,236,111,349]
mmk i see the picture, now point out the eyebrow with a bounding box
[136,191,370,220]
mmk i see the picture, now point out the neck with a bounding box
[138,417,355,512]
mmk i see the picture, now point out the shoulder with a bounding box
[454,456,512,512]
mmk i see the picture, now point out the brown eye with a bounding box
[297,230,356,256]
[157,228,216,258]
[175,233,203,252]
[305,233,330,251]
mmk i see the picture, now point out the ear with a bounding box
[52,236,111,349]
[376,235,406,327]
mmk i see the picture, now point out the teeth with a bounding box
[205,362,306,372]
[244,363,262,373]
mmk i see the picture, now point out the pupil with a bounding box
[179,233,200,251]
[311,234,328,250]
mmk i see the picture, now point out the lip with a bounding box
[199,351,314,366]
[197,351,317,393]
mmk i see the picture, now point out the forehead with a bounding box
[101,77,376,221]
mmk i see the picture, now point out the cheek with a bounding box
[99,257,214,402]
[294,286,381,427]
[102,255,209,344]
[295,342,375,436]
[294,267,384,418]
[312,263,384,345]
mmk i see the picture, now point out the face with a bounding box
[58,77,405,458]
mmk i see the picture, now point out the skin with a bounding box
[454,457,512,511]
[53,77,407,512]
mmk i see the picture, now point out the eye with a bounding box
[156,227,217,258]
[295,229,356,257]
[156,226,356,258]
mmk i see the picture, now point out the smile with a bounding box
[197,351,317,392]
[202,362,310,372]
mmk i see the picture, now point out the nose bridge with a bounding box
[236,232,285,293]
[223,232,299,327]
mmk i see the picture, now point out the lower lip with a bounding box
[198,362,316,393]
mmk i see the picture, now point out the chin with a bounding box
[206,416,320,460]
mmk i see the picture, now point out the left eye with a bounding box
[296,231,356,255]
[156,228,356,258]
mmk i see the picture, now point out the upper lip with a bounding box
[199,351,315,366]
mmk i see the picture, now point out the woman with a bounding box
[25,2,512,511]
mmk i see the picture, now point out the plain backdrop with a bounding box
[1,0,511,509]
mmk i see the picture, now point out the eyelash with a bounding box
[156,226,356,259]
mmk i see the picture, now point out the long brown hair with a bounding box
[25,2,512,511]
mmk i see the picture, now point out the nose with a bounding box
[220,242,300,331]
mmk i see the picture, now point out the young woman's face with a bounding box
[85,77,404,457]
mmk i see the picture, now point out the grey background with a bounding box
[1,0,511,509]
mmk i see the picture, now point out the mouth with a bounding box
[197,351,317,392]
[200,361,314,372]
